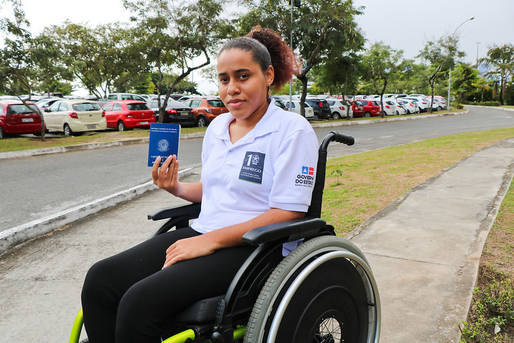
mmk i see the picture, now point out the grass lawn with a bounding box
[460,181,513,342]
[0,127,207,153]
[322,127,514,235]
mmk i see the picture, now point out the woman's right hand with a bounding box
[152,155,181,196]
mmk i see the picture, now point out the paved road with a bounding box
[1,106,513,232]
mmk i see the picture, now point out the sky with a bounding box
[2,0,513,95]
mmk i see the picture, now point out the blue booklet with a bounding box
[147,123,181,167]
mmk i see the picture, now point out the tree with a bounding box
[313,53,361,96]
[451,63,480,103]
[124,0,229,122]
[238,0,364,117]
[361,42,403,116]
[480,44,514,105]
[0,0,49,139]
[418,35,464,112]
[44,22,142,98]
[389,59,429,94]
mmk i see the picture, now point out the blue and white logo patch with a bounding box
[239,151,265,184]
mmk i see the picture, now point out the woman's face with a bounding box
[217,48,274,121]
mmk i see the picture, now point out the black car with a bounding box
[148,99,195,126]
[305,98,331,120]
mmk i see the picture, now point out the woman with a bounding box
[81,26,319,343]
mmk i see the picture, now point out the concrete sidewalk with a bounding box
[0,138,512,342]
[350,138,514,342]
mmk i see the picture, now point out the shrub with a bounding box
[460,267,513,342]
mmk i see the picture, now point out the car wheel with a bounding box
[197,116,207,127]
[0,127,4,139]
[332,112,340,120]
[117,121,126,131]
[364,112,371,118]
[63,124,72,136]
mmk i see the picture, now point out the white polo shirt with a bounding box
[190,100,318,235]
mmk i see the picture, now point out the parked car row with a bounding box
[0,91,449,139]
[353,94,447,113]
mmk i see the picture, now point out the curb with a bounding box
[0,166,199,255]
[465,104,514,112]
[0,132,205,160]
[0,110,468,160]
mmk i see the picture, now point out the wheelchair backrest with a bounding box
[306,131,354,218]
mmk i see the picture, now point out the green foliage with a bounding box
[330,168,343,186]
[43,22,142,98]
[124,0,227,119]
[452,63,481,103]
[460,270,513,343]
[237,0,364,115]
[360,42,403,99]
[418,35,465,106]
[313,53,361,95]
[480,44,514,105]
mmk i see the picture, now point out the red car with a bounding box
[351,100,381,118]
[0,100,42,139]
[102,100,156,131]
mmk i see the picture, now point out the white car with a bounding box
[405,97,429,112]
[382,100,406,115]
[432,96,447,110]
[326,99,353,119]
[397,99,419,114]
[284,100,314,119]
[44,99,106,136]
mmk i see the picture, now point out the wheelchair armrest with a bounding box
[242,217,326,246]
[147,203,201,221]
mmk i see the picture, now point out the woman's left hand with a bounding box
[162,235,218,269]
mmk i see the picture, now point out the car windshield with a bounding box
[207,100,225,107]
[7,104,38,114]
[127,103,149,111]
[73,103,101,111]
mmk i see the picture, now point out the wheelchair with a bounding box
[69,131,381,343]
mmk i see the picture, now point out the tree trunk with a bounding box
[380,78,387,118]
[297,74,308,118]
[430,86,435,114]
[499,72,505,105]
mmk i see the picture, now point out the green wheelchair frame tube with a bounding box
[70,309,246,343]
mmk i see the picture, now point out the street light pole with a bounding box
[476,42,480,69]
[447,16,474,110]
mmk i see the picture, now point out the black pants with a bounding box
[81,227,255,343]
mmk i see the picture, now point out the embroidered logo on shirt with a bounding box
[239,151,265,184]
[302,166,315,176]
[296,165,315,187]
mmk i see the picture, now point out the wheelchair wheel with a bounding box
[244,236,380,343]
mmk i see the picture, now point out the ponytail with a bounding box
[219,26,301,90]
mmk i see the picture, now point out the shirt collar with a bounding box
[214,99,281,144]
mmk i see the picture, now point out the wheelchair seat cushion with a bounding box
[174,295,224,324]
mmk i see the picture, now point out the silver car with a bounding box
[284,99,314,119]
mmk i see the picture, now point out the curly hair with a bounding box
[219,26,301,90]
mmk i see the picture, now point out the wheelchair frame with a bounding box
[69,131,381,343]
